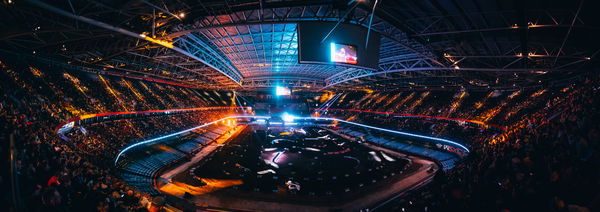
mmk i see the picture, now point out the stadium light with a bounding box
[275,86,290,96]
[281,112,296,122]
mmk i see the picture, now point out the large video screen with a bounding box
[330,43,357,64]
[298,22,380,70]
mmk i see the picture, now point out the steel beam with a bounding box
[24,0,243,85]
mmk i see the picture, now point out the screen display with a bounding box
[330,43,357,64]
[298,22,380,69]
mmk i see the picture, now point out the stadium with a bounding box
[1,0,599,211]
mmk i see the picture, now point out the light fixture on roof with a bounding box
[530,70,548,74]
[454,65,460,70]
[179,12,185,18]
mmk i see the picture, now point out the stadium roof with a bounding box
[1,0,598,91]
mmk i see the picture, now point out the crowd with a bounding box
[0,59,234,211]
[329,76,600,211]
[329,84,558,128]
[324,110,499,145]
[2,55,599,212]
[429,75,600,211]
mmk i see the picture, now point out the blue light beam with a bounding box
[114,115,269,165]
[114,115,469,166]
[305,117,471,153]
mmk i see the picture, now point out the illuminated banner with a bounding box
[436,143,467,157]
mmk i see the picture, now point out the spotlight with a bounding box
[275,86,290,96]
[179,12,186,18]
[281,112,295,123]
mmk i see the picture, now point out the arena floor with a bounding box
[157,125,438,211]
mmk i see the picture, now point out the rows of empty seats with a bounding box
[119,125,231,193]
[336,127,460,170]
[120,172,158,194]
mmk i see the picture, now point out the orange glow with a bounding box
[345,115,357,122]
[318,91,335,103]
[331,119,339,126]
[383,92,403,109]
[64,73,88,96]
[122,79,145,101]
[316,108,505,130]
[406,91,430,113]
[139,81,167,105]
[447,91,467,116]
[391,92,415,112]
[476,90,521,122]
[54,106,249,133]
[530,89,547,98]
[29,67,44,77]
[155,145,182,154]
[141,34,174,48]
[337,93,348,103]
[159,179,243,196]
[355,92,375,108]
[99,75,129,111]
[474,91,494,109]
[508,89,521,99]
[214,125,245,144]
